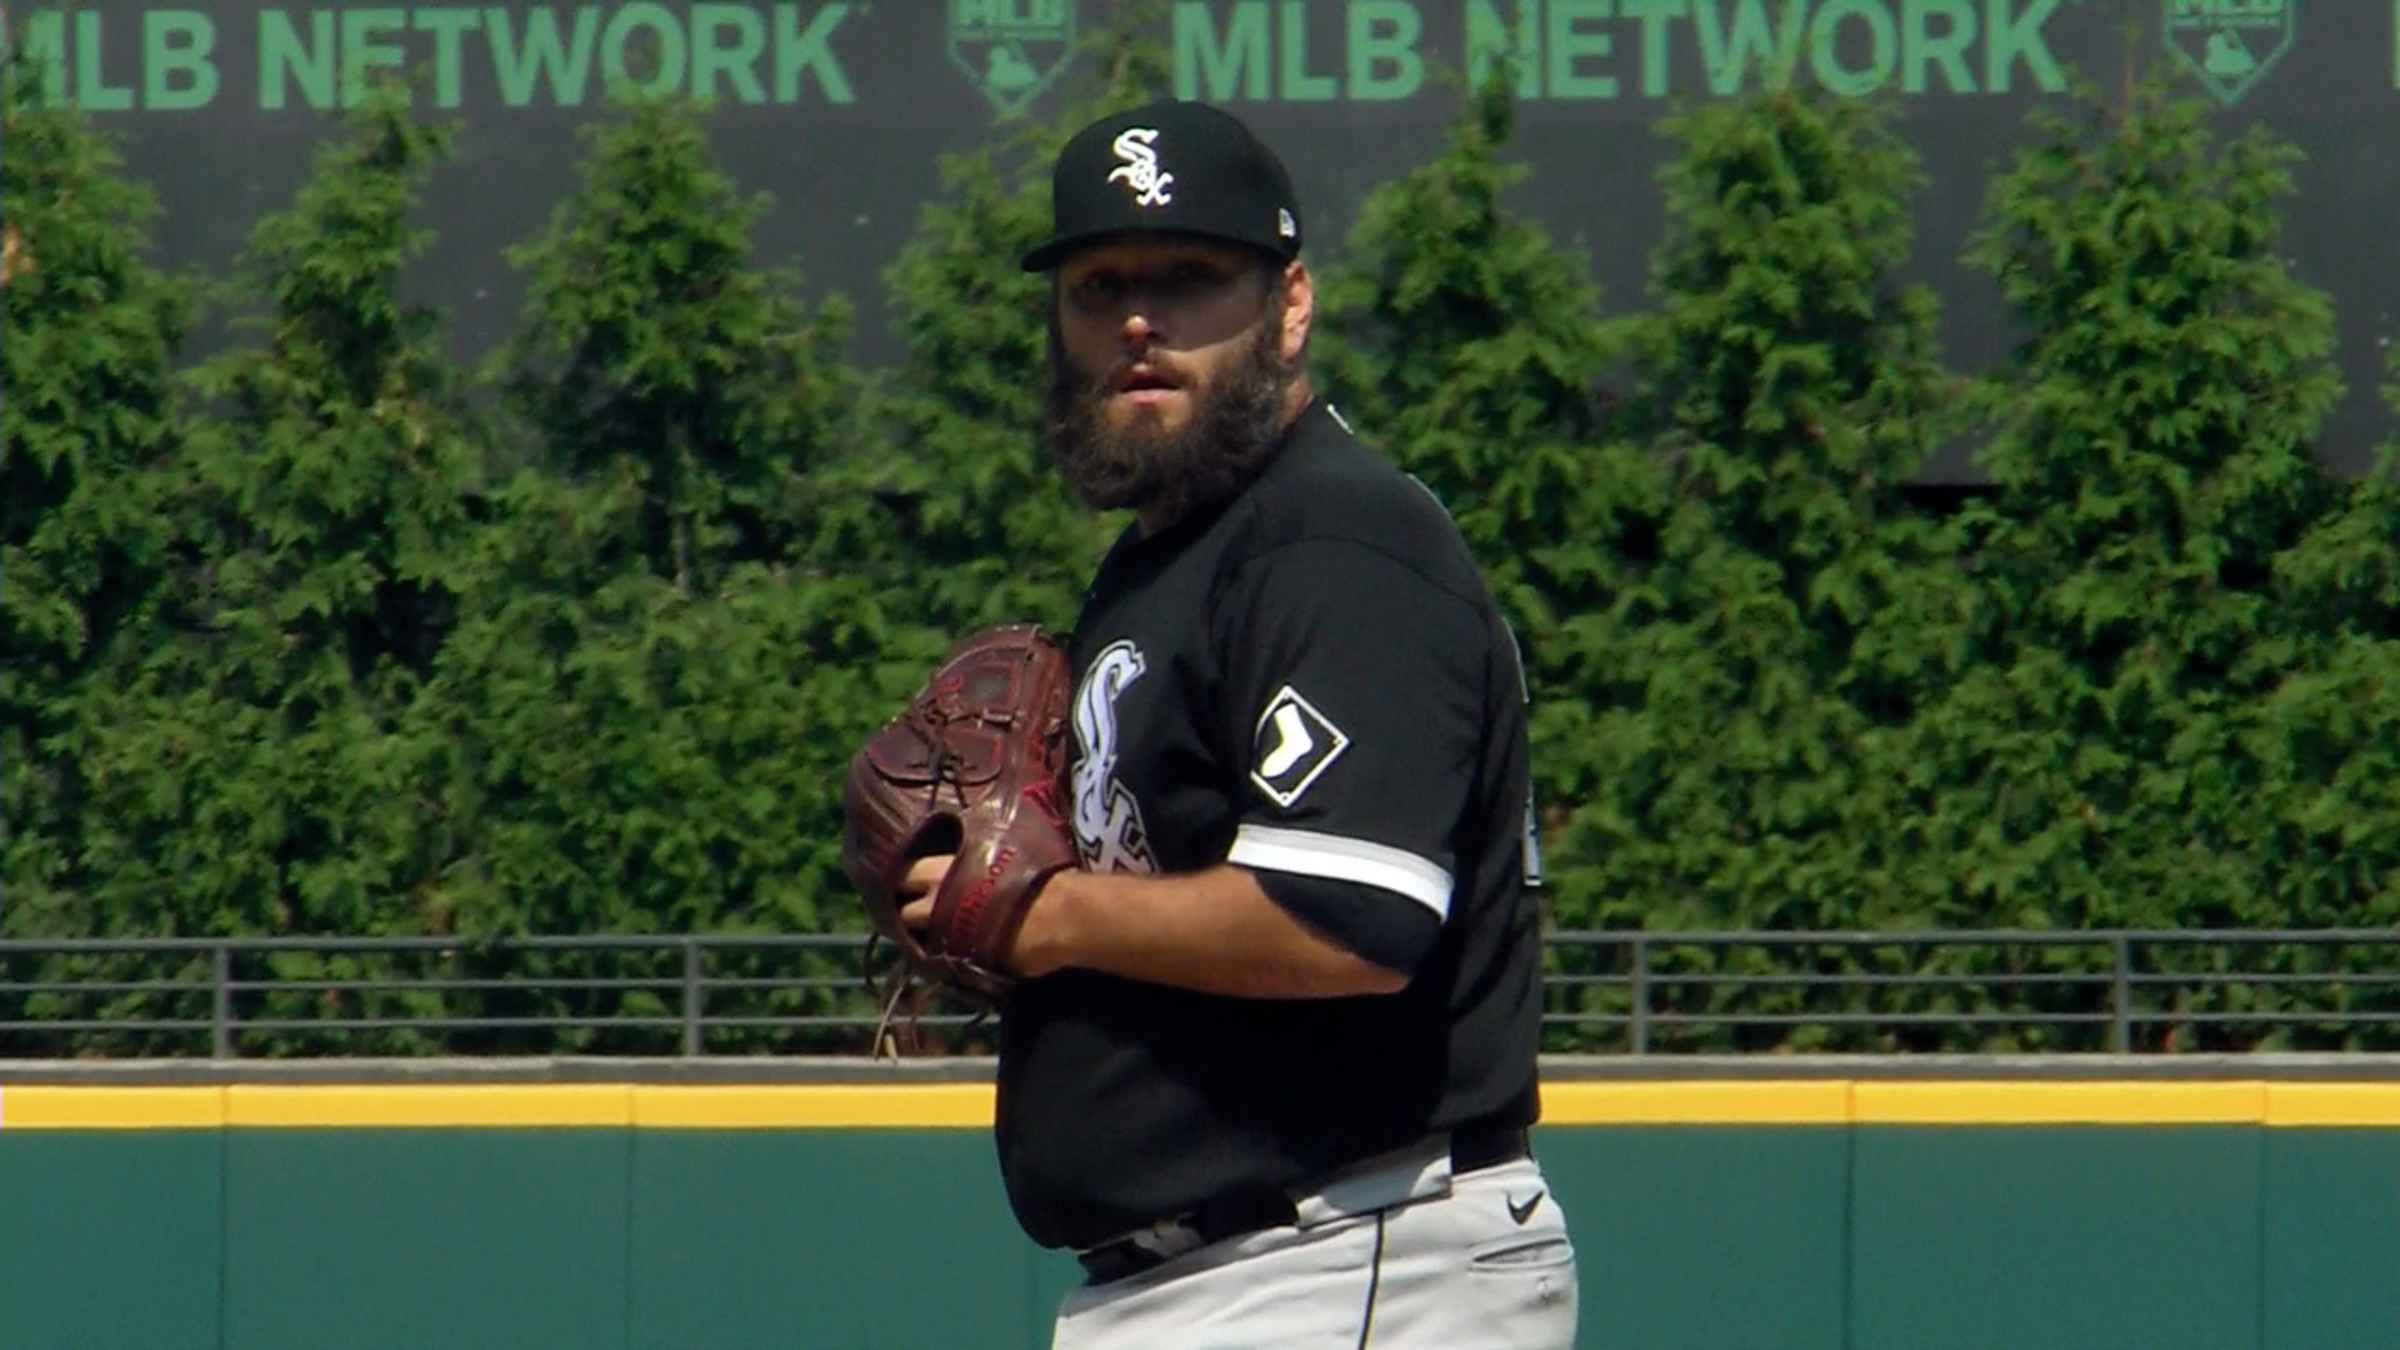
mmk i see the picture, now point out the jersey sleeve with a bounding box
[1210,536,1488,952]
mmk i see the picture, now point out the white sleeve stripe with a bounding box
[1227,824,1454,922]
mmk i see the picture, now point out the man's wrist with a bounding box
[1013,868,1083,978]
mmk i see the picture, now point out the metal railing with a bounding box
[1,929,2396,1057]
[1541,928,2400,1055]
[0,934,892,1059]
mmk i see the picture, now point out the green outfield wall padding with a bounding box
[220,1129,633,1350]
[2261,1129,2400,1348]
[7,1118,2400,1348]
[1849,1126,2265,1350]
[0,1132,223,1350]
[628,1130,1034,1350]
[1538,1127,1849,1350]
[1027,1246,1087,1343]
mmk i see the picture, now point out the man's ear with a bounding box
[1279,260,1314,363]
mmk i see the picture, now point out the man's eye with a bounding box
[1164,263,1221,294]
[1072,276,1126,308]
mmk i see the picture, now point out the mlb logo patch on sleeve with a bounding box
[1250,685,1349,808]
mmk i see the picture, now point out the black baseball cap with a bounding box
[1021,100,1303,272]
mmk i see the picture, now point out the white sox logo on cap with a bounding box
[1106,128,1174,208]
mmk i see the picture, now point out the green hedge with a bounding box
[5,19,2396,1054]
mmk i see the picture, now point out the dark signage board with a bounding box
[16,0,2397,480]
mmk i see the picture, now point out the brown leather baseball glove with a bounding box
[842,625,1077,1017]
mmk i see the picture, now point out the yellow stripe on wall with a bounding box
[4,1080,2400,1131]
[2266,1082,2400,1128]
[227,1085,634,1128]
[1543,1080,1851,1125]
[633,1084,992,1129]
[1854,1081,2268,1126]
[0,1086,227,1130]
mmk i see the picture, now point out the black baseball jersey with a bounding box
[995,401,1544,1251]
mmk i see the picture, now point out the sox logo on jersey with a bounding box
[1249,685,1348,808]
[1072,640,1157,874]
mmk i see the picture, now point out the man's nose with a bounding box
[1119,310,1157,353]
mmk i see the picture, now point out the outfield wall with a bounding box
[3,1062,2396,1349]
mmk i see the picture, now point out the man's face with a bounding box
[1045,235,1307,527]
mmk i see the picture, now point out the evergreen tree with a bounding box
[422,96,889,1048]
[2280,347,2400,640]
[1535,84,1967,1048]
[493,95,861,586]
[0,53,192,932]
[62,88,478,947]
[1586,83,1960,941]
[2234,347,2400,1044]
[1927,75,2346,959]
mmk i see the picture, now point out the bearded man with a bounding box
[901,99,1578,1349]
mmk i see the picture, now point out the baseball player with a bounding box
[901,99,1576,1348]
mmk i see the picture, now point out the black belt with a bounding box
[1075,1122,1531,1284]
[1452,1120,1532,1175]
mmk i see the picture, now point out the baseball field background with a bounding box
[11,5,2400,1345]
[5,1061,2398,1349]
[11,1,2400,1061]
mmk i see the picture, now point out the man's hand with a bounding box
[897,856,951,934]
[899,855,1069,979]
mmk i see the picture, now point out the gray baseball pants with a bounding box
[1050,1143,1578,1349]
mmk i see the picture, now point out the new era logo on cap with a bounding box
[1023,99,1303,271]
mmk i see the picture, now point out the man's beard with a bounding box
[1045,316,1295,529]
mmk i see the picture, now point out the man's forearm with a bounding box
[1016,864,1408,999]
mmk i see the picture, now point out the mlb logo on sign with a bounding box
[947,0,1080,119]
[2164,0,2297,105]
